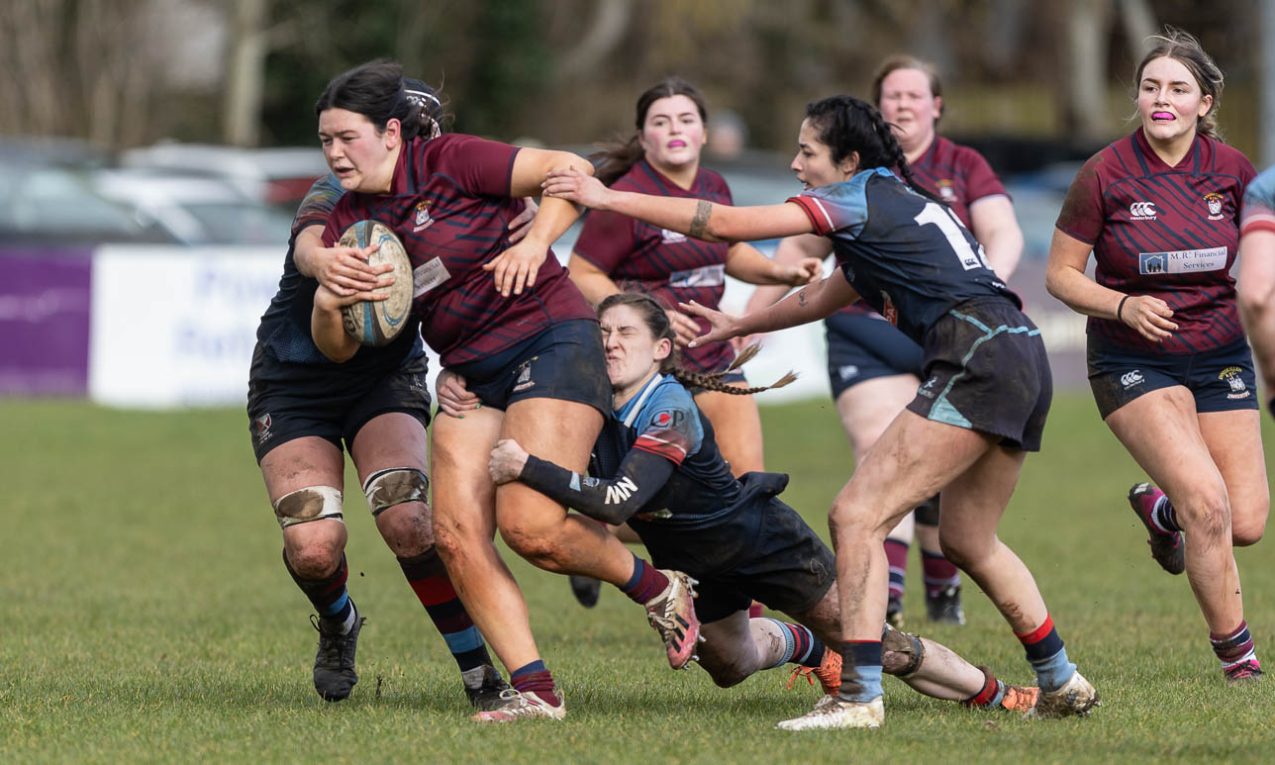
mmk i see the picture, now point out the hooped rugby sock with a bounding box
[284,550,357,634]
[921,550,961,597]
[620,555,671,605]
[398,549,493,673]
[837,641,884,703]
[510,660,561,707]
[883,539,909,602]
[1151,495,1181,534]
[961,667,1008,709]
[760,619,822,669]
[1211,621,1258,670]
[1016,614,1076,692]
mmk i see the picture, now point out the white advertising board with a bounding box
[90,247,282,408]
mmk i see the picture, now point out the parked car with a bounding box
[94,169,293,245]
[0,161,176,246]
[120,144,328,208]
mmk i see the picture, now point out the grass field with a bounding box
[4,394,1275,763]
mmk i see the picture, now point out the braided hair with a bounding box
[598,292,796,396]
[803,95,944,206]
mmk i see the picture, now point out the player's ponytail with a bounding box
[593,77,709,186]
[597,292,796,397]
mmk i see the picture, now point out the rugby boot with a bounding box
[776,695,884,731]
[925,585,966,625]
[462,663,512,711]
[786,646,843,696]
[1027,671,1099,719]
[999,684,1040,713]
[643,570,702,669]
[1223,658,1264,684]
[471,689,566,722]
[1128,482,1185,575]
[568,575,602,608]
[311,610,363,702]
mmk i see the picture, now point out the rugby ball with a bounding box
[338,220,414,347]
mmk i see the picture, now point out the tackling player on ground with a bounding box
[440,292,1038,723]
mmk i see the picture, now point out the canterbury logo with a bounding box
[605,477,638,505]
[1129,202,1157,220]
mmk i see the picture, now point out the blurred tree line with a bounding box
[0,0,1265,162]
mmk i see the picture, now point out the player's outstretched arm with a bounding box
[543,167,814,243]
[681,267,859,347]
[489,439,676,526]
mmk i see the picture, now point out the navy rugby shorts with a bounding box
[246,344,432,464]
[1088,336,1258,419]
[447,319,611,416]
[634,472,836,623]
[906,298,1052,452]
[824,312,924,399]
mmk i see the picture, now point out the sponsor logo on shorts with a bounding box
[880,292,898,326]
[661,228,688,244]
[917,377,938,399]
[512,357,536,393]
[1120,370,1144,389]
[1204,192,1225,221]
[1219,365,1251,399]
[1138,247,1226,275]
[413,201,435,232]
[1129,201,1157,220]
[838,364,860,381]
[254,413,274,444]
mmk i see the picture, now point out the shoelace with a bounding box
[786,666,816,690]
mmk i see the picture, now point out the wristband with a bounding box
[1116,295,1130,322]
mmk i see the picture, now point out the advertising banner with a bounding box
[89,247,281,408]
[0,250,93,396]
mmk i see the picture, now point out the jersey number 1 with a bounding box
[914,203,990,271]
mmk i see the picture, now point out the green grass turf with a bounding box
[3,394,1275,763]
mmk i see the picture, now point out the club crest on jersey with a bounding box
[1129,201,1157,221]
[1218,366,1250,399]
[413,201,434,232]
[936,179,957,203]
[661,228,687,243]
[1204,192,1225,221]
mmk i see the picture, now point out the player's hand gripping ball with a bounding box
[339,220,413,346]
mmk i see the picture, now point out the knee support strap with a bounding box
[881,623,925,678]
[273,485,343,528]
[362,467,429,516]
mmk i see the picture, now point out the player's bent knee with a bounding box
[363,467,429,517]
[274,485,344,529]
[881,624,924,678]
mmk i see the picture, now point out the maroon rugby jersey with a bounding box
[837,135,1007,318]
[1055,129,1255,354]
[323,134,594,366]
[573,159,735,374]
